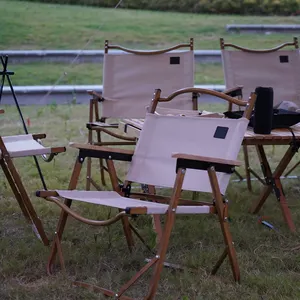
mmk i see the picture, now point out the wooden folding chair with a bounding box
[86,38,196,190]
[220,37,300,191]
[36,88,256,298]
[0,133,65,245]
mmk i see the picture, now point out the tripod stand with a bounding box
[0,55,47,190]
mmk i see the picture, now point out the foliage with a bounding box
[12,0,300,15]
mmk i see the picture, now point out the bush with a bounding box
[12,0,300,15]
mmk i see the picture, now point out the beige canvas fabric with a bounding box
[221,50,300,106]
[153,106,201,117]
[153,106,224,118]
[56,190,210,214]
[102,51,194,118]
[1,135,52,158]
[126,113,249,194]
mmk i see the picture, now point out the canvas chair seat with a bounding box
[0,134,52,158]
[55,190,211,214]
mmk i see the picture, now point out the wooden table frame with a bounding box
[120,119,300,232]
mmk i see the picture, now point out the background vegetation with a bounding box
[11,0,300,15]
[1,0,300,86]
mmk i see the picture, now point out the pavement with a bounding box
[1,85,226,106]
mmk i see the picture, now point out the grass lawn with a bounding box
[1,0,300,50]
[6,62,225,86]
[1,0,299,87]
[1,104,300,299]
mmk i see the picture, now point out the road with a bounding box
[1,85,226,106]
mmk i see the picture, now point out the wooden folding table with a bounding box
[120,119,300,232]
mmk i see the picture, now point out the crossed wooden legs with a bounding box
[47,157,134,274]
[0,157,49,245]
[45,162,240,299]
[250,144,298,232]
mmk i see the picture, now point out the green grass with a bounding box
[1,0,300,50]
[6,63,225,85]
[2,104,300,299]
[1,0,300,87]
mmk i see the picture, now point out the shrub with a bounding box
[12,0,300,15]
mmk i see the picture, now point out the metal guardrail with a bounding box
[226,24,300,33]
[0,50,222,64]
[2,84,225,94]
[1,84,226,105]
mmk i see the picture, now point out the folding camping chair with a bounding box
[86,38,196,190]
[36,88,256,299]
[0,133,66,245]
[87,39,243,190]
[220,37,300,191]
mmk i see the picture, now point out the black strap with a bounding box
[288,128,300,152]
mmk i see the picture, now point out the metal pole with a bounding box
[0,55,47,190]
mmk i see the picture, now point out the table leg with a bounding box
[243,145,252,191]
[256,145,272,182]
[250,145,297,232]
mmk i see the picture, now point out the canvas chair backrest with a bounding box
[221,38,300,107]
[102,40,194,118]
[126,112,249,194]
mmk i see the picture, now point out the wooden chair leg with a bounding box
[54,231,66,272]
[1,159,32,222]
[208,166,240,282]
[97,130,106,187]
[47,158,83,274]
[243,145,252,192]
[146,168,185,299]
[106,159,134,251]
[1,158,49,246]
[86,156,92,191]
[86,99,94,191]
[251,145,297,232]
[47,203,71,275]
[148,185,163,247]
[274,178,296,232]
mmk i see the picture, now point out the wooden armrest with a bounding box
[87,90,103,100]
[32,133,47,140]
[50,146,66,154]
[223,86,243,98]
[69,143,134,155]
[172,153,242,166]
[36,190,58,198]
[86,122,119,130]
